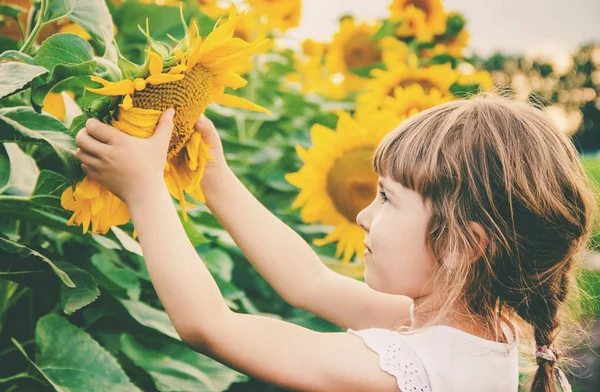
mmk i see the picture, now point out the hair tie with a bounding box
[535,345,561,363]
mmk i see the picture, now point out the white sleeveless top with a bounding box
[347,304,519,391]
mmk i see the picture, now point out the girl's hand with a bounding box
[75,108,175,206]
[194,114,232,193]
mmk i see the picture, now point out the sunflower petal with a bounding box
[87,78,135,96]
[212,93,271,114]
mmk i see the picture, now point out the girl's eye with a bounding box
[379,191,389,203]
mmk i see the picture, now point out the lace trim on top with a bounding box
[348,328,432,392]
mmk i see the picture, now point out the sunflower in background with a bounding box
[285,110,402,264]
[61,4,271,236]
[388,0,447,40]
[246,0,302,33]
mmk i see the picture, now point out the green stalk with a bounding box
[19,0,48,54]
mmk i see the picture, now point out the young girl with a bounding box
[74,93,597,391]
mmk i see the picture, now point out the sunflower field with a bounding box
[0,0,599,391]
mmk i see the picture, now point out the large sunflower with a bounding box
[356,83,451,122]
[359,53,458,109]
[61,4,270,236]
[285,111,402,263]
[389,0,447,39]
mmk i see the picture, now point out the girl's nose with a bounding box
[356,207,369,232]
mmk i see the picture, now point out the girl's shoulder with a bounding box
[348,320,520,391]
[347,327,432,391]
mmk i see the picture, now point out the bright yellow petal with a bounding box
[145,73,185,85]
[146,49,164,76]
[212,72,247,89]
[212,93,271,114]
[87,77,135,96]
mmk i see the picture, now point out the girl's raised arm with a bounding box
[198,116,412,331]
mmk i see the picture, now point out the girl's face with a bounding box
[356,176,436,299]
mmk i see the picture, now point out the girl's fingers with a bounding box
[76,128,110,157]
[85,118,117,145]
[76,148,103,168]
[80,163,99,180]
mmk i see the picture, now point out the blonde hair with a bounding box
[372,91,599,392]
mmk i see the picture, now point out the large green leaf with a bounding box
[90,253,141,301]
[35,33,95,71]
[0,106,77,177]
[0,236,75,288]
[120,333,247,392]
[0,61,48,99]
[44,0,116,62]
[119,299,180,340]
[55,260,100,315]
[12,314,140,392]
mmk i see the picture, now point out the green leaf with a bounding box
[0,236,75,288]
[120,333,247,392]
[35,33,95,71]
[111,226,142,256]
[55,260,100,315]
[373,20,398,40]
[0,3,25,20]
[0,106,77,177]
[0,195,80,234]
[44,0,116,61]
[0,61,48,99]
[12,314,140,392]
[200,248,234,282]
[1,143,39,196]
[0,144,10,190]
[90,253,141,300]
[0,50,37,65]
[118,299,180,340]
[32,169,70,198]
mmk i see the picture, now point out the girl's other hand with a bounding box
[195,114,233,194]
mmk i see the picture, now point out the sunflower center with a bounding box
[389,78,438,95]
[327,148,378,222]
[344,34,382,69]
[412,0,431,20]
[132,64,213,159]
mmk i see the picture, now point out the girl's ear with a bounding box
[469,222,489,263]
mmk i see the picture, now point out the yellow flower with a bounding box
[359,53,458,109]
[421,29,470,58]
[198,0,229,19]
[247,0,301,32]
[457,69,494,91]
[61,176,130,235]
[42,91,75,121]
[288,23,408,99]
[62,4,271,235]
[356,84,452,122]
[392,5,434,42]
[389,0,447,39]
[285,111,402,264]
[325,17,408,94]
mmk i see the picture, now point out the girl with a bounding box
[74,93,597,391]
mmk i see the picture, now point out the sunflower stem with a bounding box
[19,0,47,54]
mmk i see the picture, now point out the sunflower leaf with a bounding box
[0,61,48,100]
[12,315,140,392]
[44,0,116,62]
[0,236,76,288]
[0,106,78,179]
[35,33,95,71]
[119,333,247,392]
